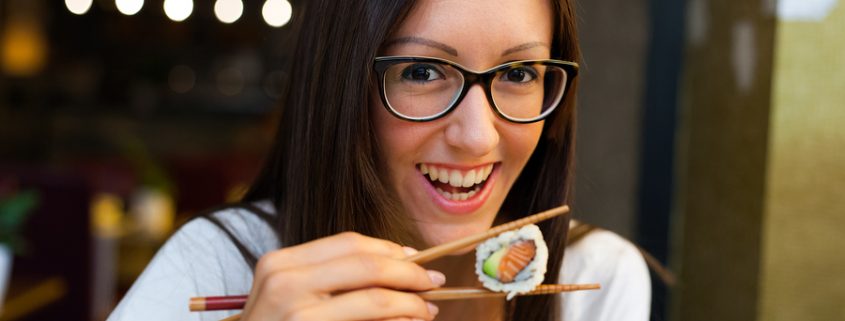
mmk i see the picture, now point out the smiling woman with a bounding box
[106,1,650,321]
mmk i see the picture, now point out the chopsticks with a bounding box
[193,205,571,320]
[191,283,600,312]
[405,205,570,264]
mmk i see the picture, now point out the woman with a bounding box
[108,0,650,320]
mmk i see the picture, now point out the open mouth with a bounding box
[418,163,495,201]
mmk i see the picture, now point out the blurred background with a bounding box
[0,0,843,320]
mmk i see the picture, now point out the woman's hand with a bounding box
[241,232,444,321]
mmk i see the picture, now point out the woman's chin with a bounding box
[420,236,476,255]
[419,224,490,250]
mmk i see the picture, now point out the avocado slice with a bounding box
[482,247,508,279]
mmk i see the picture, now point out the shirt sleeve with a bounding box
[106,216,255,321]
[559,230,652,321]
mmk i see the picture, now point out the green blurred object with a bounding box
[0,190,39,254]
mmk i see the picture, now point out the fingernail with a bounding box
[402,246,419,256]
[427,270,446,286]
[427,302,440,316]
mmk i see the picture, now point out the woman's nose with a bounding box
[444,85,500,157]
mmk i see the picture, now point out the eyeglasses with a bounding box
[373,56,578,123]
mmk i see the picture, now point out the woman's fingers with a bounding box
[303,254,446,293]
[253,253,444,298]
[293,288,439,321]
[242,232,439,321]
[245,264,442,321]
[255,232,413,278]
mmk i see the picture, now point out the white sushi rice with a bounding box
[475,224,549,300]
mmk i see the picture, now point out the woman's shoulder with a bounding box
[563,222,645,271]
[559,221,651,321]
[190,201,280,254]
[107,202,278,321]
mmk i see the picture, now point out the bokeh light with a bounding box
[262,0,292,28]
[65,0,94,15]
[116,0,144,16]
[214,0,244,24]
[262,70,287,99]
[217,67,245,96]
[1,22,47,76]
[168,65,196,93]
[163,0,193,22]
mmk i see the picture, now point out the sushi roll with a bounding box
[475,224,549,300]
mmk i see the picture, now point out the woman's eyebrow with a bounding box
[501,42,550,56]
[383,37,459,57]
[382,38,549,58]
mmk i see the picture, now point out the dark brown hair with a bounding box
[233,1,581,320]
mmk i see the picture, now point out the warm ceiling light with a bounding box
[1,22,48,76]
[65,0,93,15]
[163,0,193,22]
[262,0,292,28]
[214,0,244,24]
[116,0,144,16]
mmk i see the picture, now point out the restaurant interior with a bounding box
[1,0,843,320]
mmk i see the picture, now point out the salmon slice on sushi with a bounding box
[475,224,549,300]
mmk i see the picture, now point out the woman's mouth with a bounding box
[417,163,498,215]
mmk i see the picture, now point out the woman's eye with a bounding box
[400,64,444,82]
[501,67,538,83]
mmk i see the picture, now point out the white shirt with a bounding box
[107,206,651,321]
[560,223,651,321]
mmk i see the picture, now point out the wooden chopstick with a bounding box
[417,283,600,300]
[405,205,570,264]
[191,283,600,312]
[199,205,571,321]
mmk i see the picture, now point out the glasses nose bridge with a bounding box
[457,70,496,108]
[462,69,494,89]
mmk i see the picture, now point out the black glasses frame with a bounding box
[373,56,579,124]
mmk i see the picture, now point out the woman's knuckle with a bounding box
[382,241,403,256]
[255,256,273,276]
[255,249,289,276]
[355,254,385,276]
[400,293,430,318]
[364,288,395,309]
[339,231,363,242]
[393,263,426,287]
[404,291,424,306]
[263,271,295,293]
[342,232,369,250]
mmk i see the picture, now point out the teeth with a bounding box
[436,186,482,201]
[422,164,494,188]
[449,170,462,188]
[429,166,439,181]
[438,168,449,184]
[462,170,476,188]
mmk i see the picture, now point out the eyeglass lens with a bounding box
[382,62,568,121]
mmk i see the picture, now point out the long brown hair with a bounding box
[235,1,581,320]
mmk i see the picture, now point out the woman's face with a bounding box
[372,0,554,247]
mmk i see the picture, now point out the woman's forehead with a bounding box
[386,0,554,62]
